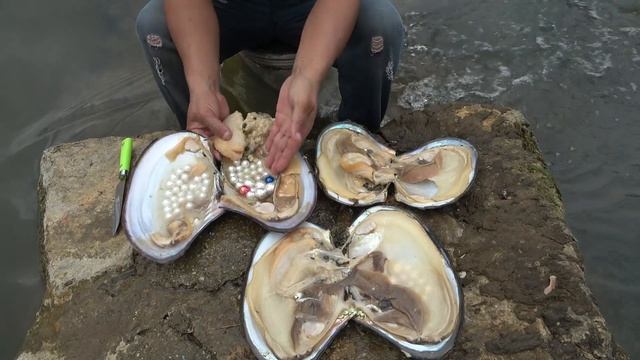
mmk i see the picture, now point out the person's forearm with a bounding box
[165,0,220,94]
[293,0,359,84]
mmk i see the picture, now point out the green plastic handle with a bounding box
[119,138,133,175]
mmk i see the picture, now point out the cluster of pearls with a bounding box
[160,164,211,220]
[226,156,276,202]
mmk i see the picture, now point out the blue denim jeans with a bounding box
[136,0,403,131]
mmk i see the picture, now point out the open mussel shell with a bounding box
[243,206,463,359]
[123,132,224,263]
[124,132,317,263]
[316,122,477,209]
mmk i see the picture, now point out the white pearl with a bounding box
[170,174,177,181]
[266,183,275,192]
[244,180,254,187]
[193,176,201,183]
[173,208,181,215]
[180,173,189,181]
[165,214,173,220]
[188,183,197,190]
[172,187,181,194]
[175,168,183,174]
[262,171,270,177]
[194,217,200,225]
[250,170,257,177]
[175,179,183,186]
[183,165,191,172]
[180,184,188,192]
[162,199,170,206]
[163,206,172,214]
[256,160,262,167]
[185,202,194,210]
[202,173,209,180]
[235,183,243,190]
[256,182,265,189]
[166,180,174,188]
[246,191,256,201]
[234,160,241,166]
[248,154,255,161]
[199,192,207,199]
[241,160,249,167]
[256,189,266,198]
[178,197,185,204]
[201,186,208,193]
[230,176,237,184]
[249,163,256,170]
[202,179,210,186]
[228,166,235,173]
[164,190,172,197]
[253,175,262,182]
[170,195,178,202]
[186,194,194,202]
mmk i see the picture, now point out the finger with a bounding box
[266,130,289,173]
[265,122,280,153]
[213,149,222,161]
[273,132,303,174]
[205,113,232,140]
[217,93,230,119]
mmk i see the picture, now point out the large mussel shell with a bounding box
[316,122,478,209]
[242,206,463,359]
[123,132,317,263]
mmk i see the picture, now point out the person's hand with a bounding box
[265,73,319,174]
[187,88,231,140]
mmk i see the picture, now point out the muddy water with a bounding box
[0,0,638,358]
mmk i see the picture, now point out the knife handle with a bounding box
[119,138,133,177]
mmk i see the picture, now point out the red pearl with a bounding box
[239,185,250,195]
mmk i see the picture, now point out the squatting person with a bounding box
[136,0,403,173]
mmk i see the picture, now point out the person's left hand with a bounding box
[265,73,319,174]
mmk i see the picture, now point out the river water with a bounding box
[0,0,638,358]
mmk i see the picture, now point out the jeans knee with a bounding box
[355,0,404,53]
[135,0,167,45]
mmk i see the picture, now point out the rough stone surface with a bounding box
[20,105,627,359]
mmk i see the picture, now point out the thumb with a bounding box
[205,112,232,140]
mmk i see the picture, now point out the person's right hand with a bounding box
[187,88,232,140]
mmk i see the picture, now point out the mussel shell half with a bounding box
[221,153,317,231]
[243,223,351,360]
[393,138,478,209]
[348,206,464,359]
[123,132,224,264]
[315,122,393,206]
